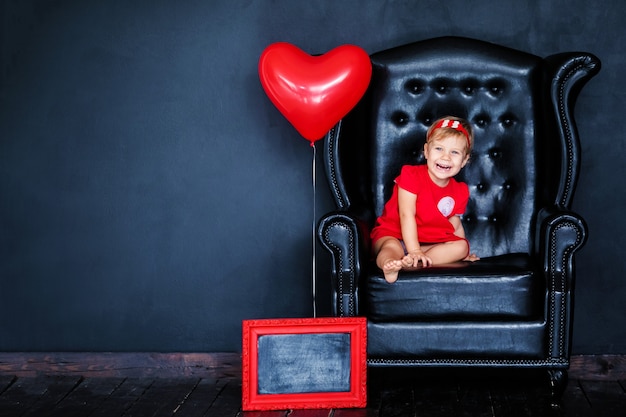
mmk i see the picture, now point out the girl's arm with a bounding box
[450,215,480,261]
[398,187,432,267]
[450,215,465,238]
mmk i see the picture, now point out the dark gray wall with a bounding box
[0,0,624,353]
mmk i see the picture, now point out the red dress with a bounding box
[370,164,469,245]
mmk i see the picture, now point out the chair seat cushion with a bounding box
[366,320,546,359]
[365,253,542,321]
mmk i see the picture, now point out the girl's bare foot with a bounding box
[382,259,403,283]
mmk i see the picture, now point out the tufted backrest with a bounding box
[324,37,594,258]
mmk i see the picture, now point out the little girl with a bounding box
[370,116,479,283]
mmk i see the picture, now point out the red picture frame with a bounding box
[242,317,367,411]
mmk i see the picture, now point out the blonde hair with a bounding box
[426,116,474,152]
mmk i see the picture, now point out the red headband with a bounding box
[429,119,471,148]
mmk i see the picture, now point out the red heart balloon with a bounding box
[259,43,371,144]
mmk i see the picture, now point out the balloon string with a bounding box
[312,141,317,317]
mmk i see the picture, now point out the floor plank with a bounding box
[377,385,415,417]
[409,375,461,417]
[89,377,154,417]
[170,377,223,417]
[241,410,288,417]
[121,377,200,417]
[332,408,375,417]
[454,381,495,417]
[558,380,592,417]
[18,376,84,417]
[288,410,333,417]
[0,371,624,416]
[0,375,52,417]
[578,380,626,416]
[204,379,243,417]
[44,377,126,417]
[488,380,531,417]
[0,376,16,395]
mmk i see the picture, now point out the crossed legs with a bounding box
[373,237,471,283]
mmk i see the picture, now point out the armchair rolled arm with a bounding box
[317,211,370,317]
[537,206,588,293]
[536,206,588,360]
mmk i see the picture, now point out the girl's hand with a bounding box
[402,250,432,268]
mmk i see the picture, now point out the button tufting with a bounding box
[503,181,514,190]
[473,115,490,127]
[417,113,433,126]
[489,148,503,159]
[488,215,498,223]
[405,79,425,95]
[500,113,517,127]
[461,79,480,95]
[432,79,452,94]
[486,80,506,96]
[391,111,410,126]
[476,183,487,191]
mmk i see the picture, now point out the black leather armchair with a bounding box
[317,37,600,394]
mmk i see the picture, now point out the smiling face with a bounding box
[423,133,470,187]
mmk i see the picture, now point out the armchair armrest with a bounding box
[537,206,588,292]
[317,211,371,317]
[536,206,588,360]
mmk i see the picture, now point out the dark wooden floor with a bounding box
[0,354,625,416]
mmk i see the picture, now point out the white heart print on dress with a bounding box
[437,196,455,217]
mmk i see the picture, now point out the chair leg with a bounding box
[547,369,568,406]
